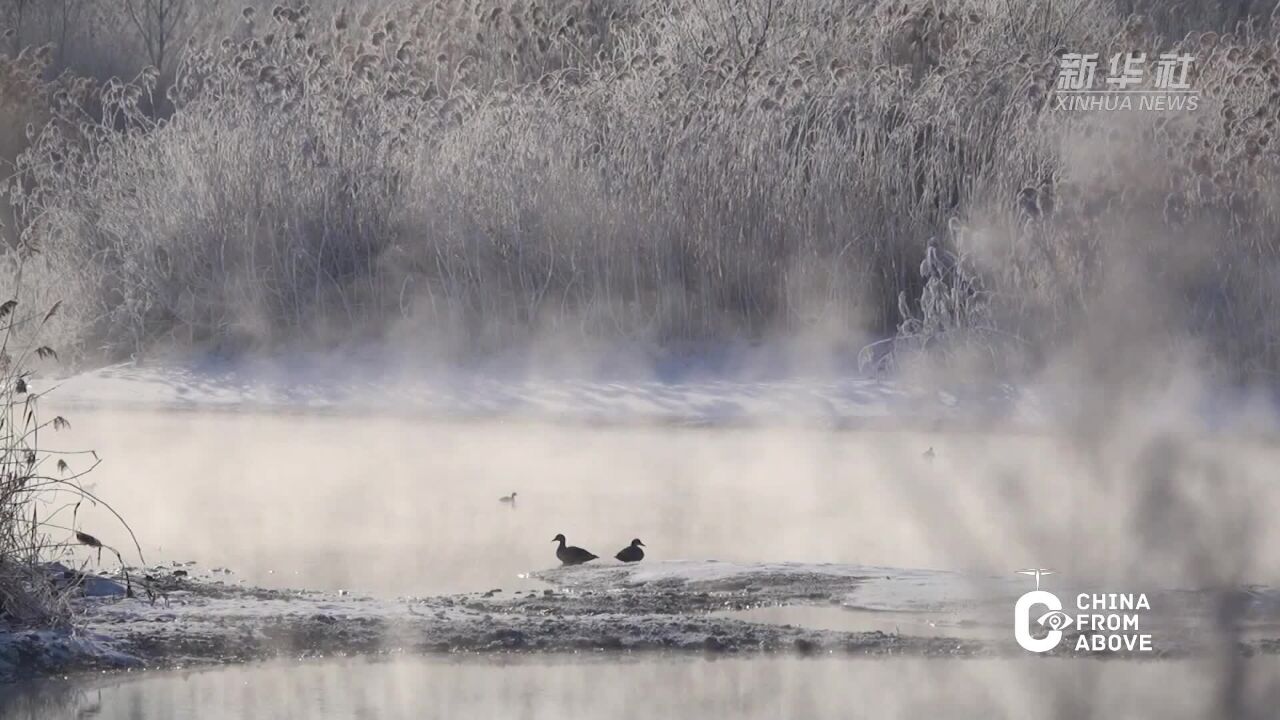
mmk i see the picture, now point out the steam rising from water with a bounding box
[54,395,1280,596]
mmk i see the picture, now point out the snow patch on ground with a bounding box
[536,561,1020,616]
[0,628,141,683]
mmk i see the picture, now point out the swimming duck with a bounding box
[499,492,517,504]
[922,447,935,461]
[615,538,645,563]
[552,534,598,566]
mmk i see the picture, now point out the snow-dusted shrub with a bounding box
[4,0,1280,376]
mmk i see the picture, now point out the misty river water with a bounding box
[7,654,1280,719]
[9,406,1280,718]
[51,408,1280,596]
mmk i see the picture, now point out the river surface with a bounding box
[48,408,1280,597]
[10,406,1280,716]
[6,653,1280,719]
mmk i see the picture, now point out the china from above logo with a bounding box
[1013,569,1154,653]
[1055,52,1200,111]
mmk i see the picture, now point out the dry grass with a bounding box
[0,262,139,627]
[0,0,1278,376]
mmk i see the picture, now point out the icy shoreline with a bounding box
[38,361,1044,430]
[0,561,988,682]
[7,560,1280,683]
[36,358,1280,437]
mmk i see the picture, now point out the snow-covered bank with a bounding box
[39,360,1044,429]
[34,356,1280,434]
[7,560,1280,682]
[0,561,992,681]
[0,629,140,683]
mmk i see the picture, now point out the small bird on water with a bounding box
[499,492,517,505]
[552,534,598,565]
[615,538,646,563]
[922,447,935,461]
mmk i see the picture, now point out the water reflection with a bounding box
[5,654,1280,720]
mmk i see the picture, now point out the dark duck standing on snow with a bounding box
[615,538,645,563]
[552,534,598,565]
